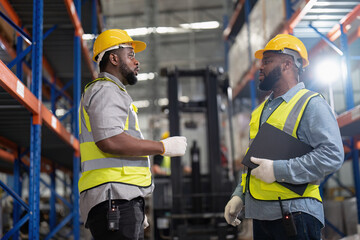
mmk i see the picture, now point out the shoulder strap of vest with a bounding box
[283,89,319,136]
[84,77,127,93]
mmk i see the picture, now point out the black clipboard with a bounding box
[242,122,313,196]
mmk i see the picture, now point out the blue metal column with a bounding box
[29,0,43,239]
[50,167,56,230]
[339,24,354,110]
[16,35,23,81]
[339,23,360,222]
[245,0,256,110]
[12,148,22,240]
[350,138,360,223]
[73,0,81,239]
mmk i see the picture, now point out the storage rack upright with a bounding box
[0,0,99,239]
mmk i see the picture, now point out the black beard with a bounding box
[126,72,138,85]
[259,66,282,91]
[120,62,138,85]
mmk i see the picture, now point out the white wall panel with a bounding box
[228,23,250,87]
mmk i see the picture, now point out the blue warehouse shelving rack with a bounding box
[0,0,99,239]
[225,0,360,238]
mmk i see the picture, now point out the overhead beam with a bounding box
[309,3,360,57]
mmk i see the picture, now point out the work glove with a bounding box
[161,136,187,157]
[250,157,276,183]
[224,196,243,227]
[143,214,149,229]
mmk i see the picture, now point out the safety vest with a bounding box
[241,89,322,202]
[78,77,152,193]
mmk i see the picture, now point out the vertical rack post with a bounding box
[50,166,56,230]
[13,148,22,240]
[72,0,81,238]
[16,35,23,81]
[29,0,43,239]
[245,0,256,110]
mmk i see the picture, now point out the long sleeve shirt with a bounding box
[232,82,344,226]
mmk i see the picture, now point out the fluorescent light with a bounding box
[82,33,96,40]
[180,21,220,30]
[179,96,190,102]
[133,100,150,108]
[137,72,156,81]
[124,21,219,37]
[125,27,153,36]
[158,98,168,106]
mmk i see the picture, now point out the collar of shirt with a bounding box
[98,72,127,91]
[268,82,305,103]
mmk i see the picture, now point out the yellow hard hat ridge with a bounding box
[254,34,309,68]
[92,29,147,62]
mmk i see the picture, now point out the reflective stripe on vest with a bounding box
[78,77,151,193]
[243,89,322,202]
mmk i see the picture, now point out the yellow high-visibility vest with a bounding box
[78,77,152,193]
[241,89,322,202]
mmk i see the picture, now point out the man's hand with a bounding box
[143,214,149,229]
[224,196,243,226]
[161,137,187,157]
[250,157,275,183]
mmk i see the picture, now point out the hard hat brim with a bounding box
[132,40,146,53]
[254,49,265,60]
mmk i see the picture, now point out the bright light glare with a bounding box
[137,72,156,81]
[82,33,96,40]
[180,21,220,30]
[315,58,341,84]
[158,98,168,106]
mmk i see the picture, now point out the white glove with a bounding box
[161,136,187,157]
[224,196,243,226]
[143,214,149,229]
[250,157,276,183]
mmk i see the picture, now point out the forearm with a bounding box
[274,143,344,184]
[274,96,344,184]
[96,132,164,156]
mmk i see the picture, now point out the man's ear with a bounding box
[109,53,118,65]
[282,59,292,71]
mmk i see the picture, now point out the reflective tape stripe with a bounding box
[80,142,148,162]
[82,157,150,172]
[283,91,316,135]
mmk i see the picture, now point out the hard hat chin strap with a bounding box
[280,48,303,70]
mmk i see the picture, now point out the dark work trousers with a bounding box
[87,197,145,240]
[253,212,322,240]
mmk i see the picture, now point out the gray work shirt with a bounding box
[232,82,344,226]
[79,72,154,224]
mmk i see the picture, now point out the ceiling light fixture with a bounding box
[180,21,220,30]
[137,72,156,81]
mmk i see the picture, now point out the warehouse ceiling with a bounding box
[97,0,233,113]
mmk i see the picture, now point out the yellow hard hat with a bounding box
[161,131,170,140]
[93,29,146,62]
[254,34,309,67]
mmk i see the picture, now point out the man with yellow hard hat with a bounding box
[78,29,188,240]
[224,34,344,239]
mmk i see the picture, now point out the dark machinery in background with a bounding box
[152,67,237,240]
